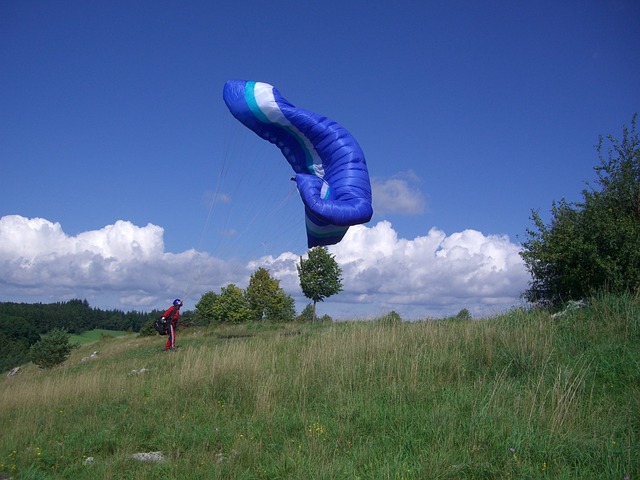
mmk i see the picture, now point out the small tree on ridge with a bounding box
[297,246,343,321]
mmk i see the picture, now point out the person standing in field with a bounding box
[162,299,182,351]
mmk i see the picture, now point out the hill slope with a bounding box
[1,295,638,479]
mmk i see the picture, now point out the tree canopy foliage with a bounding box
[521,115,640,307]
[195,268,295,324]
[297,247,343,320]
[245,267,295,322]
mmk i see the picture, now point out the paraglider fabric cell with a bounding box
[222,80,373,248]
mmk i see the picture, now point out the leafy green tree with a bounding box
[270,294,296,323]
[297,246,343,321]
[521,116,640,307]
[217,285,250,323]
[195,291,219,324]
[196,285,251,324]
[245,267,296,322]
[29,328,78,369]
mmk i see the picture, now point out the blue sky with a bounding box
[1,0,638,318]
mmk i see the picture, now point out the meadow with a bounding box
[67,329,129,346]
[1,293,638,479]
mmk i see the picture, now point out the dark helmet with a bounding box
[173,299,183,307]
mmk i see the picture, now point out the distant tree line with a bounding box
[0,299,178,373]
[0,299,162,334]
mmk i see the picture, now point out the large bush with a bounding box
[521,116,640,307]
[138,320,157,337]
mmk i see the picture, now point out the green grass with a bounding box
[1,293,638,479]
[66,329,130,346]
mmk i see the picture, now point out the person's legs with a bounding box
[165,324,175,350]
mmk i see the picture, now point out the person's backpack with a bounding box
[153,306,176,335]
[153,316,168,335]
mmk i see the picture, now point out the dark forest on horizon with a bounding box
[0,299,195,372]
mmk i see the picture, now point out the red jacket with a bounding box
[163,306,181,326]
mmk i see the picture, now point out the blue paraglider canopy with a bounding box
[223,80,373,248]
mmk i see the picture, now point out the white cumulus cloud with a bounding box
[253,221,530,318]
[371,170,426,215]
[0,215,530,318]
[0,215,242,309]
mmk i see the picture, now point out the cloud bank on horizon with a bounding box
[0,213,530,318]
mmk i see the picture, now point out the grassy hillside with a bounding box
[1,294,638,479]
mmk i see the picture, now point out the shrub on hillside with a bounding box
[29,328,78,369]
[455,308,472,320]
[138,320,157,337]
[377,311,402,325]
[296,304,315,322]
